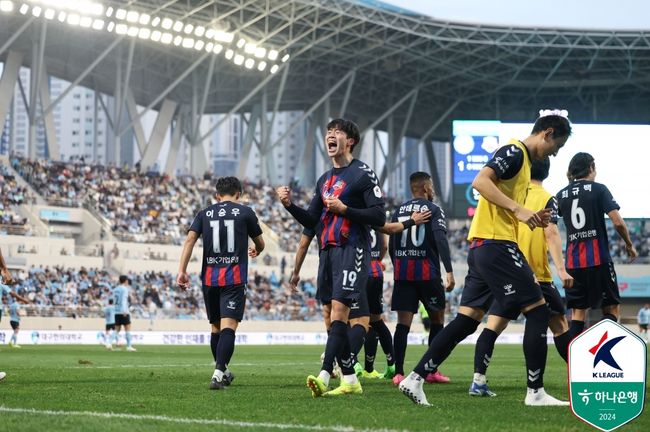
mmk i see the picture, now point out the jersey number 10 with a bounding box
[398,216,425,247]
[210,220,235,253]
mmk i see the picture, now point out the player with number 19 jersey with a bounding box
[190,201,263,288]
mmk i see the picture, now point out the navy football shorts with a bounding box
[460,241,543,316]
[391,279,445,314]
[366,276,384,315]
[202,283,247,323]
[317,245,369,311]
[566,262,620,310]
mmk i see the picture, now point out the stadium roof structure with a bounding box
[1,0,650,181]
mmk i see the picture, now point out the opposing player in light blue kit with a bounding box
[113,275,136,352]
[104,298,116,350]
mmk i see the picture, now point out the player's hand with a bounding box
[248,247,261,258]
[1,268,15,285]
[324,197,347,215]
[558,268,574,289]
[514,206,548,230]
[176,272,190,290]
[289,272,300,293]
[626,244,638,262]
[275,186,292,208]
[411,209,431,225]
[445,272,455,292]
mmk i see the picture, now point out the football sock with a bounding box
[602,313,617,322]
[523,305,549,390]
[364,327,378,372]
[413,314,480,379]
[428,323,443,346]
[10,333,17,344]
[125,332,132,348]
[393,323,410,375]
[216,328,236,372]
[371,319,394,366]
[210,332,220,362]
[323,320,347,375]
[474,328,499,374]
[348,324,366,363]
[553,331,570,363]
[569,320,585,338]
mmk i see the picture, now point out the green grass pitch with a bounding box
[0,343,647,431]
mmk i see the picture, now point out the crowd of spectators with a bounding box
[0,163,32,234]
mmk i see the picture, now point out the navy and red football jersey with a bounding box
[369,229,384,278]
[556,180,620,269]
[389,198,447,281]
[190,201,263,287]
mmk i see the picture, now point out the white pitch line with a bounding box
[66,362,316,369]
[0,406,409,432]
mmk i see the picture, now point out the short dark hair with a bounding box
[109,298,114,305]
[409,171,432,185]
[118,275,129,284]
[530,157,550,181]
[327,118,361,151]
[531,114,572,139]
[216,176,243,196]
[567,152,595,181]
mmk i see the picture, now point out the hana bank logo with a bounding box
[590,331,625,379]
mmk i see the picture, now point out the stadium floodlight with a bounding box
[173,35,182,46]
[0,1,13,13]
[115,23,128,35]
[244,58,255,69]
[182,37,195,49]
[18,3,27,14]
[44,8,55,20]
[236,38,246,48]
[267,49,278,61]
[244,43,257,54]
[161,17,173,30]
[126,10,138,23]
[281,54,290,63]
[31,5,41,17]
[105,6,112,17]
[138,28,151,39]
[194,26,205,37]
[67,13,81,26]
[127,26,138,37]
[194,40,204,51]
[205,29,215,39]
[213,44,223,54]
[254,47,266,58]
[205,42,214,52]
[234,54,245,66]
[57,11,66,22]
[160,32,172,44]
[257,61,267,71]
[150,30,161,42]
[138,13,150,25]
[79,16,92,28]
[225,49,234,60]
[183,23,194,34]
[115,8,126,20]
[91,18,104,30]
[214,30,234,43]
[106,21,114,32]
[151,16,160,27]
[270,64,279,74]
[173,21,183,32]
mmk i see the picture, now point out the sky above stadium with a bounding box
[377,0,650,30]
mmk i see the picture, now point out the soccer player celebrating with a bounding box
[469,157,573,397]
[389,172,455,386]
[177,176,265,390]
[113,275,137,352]
[556,152,637,337]
[399,111,572,407]
[277,118,385,397]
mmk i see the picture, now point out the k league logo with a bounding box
[568,319,647,432]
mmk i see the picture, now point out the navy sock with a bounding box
[553,331,570,363]
[569,320,585,338]
[371,319,394,366]
[324,320,354,375]
[523,305,550,390]
[393,323,410,375]
[364,327,378,372]
[348,324,366,364]
[215,328,236,372]
[602,313,617,322]
[428,323,443,346]
[414,314,480,378]
[474,328,498,374]
[210,332,220,363]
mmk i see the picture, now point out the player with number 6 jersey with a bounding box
[556,152,637,337]
[177,176,265,390]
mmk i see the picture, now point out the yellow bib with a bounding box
[468,139,531,243]
[517,183,553,282]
